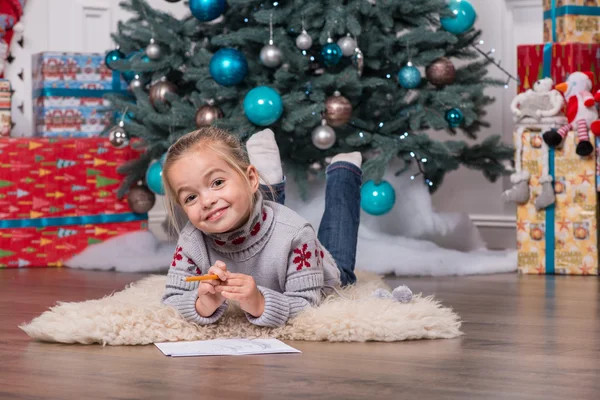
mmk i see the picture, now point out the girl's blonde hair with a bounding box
[162,126,270,233]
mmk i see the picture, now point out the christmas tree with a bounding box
[106,0,513,205]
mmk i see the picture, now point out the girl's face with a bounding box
[167,149,259,234]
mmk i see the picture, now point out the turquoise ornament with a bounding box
[146,160,165,195]
[209,48,248,86]
[105,49,124,70]
[189,0,226,22]
[440,0,477,35]
[361,180,396,216]
[445,108,464,128]
[398,65,421,89]
[243,86,283,126]
[321,42,343,66]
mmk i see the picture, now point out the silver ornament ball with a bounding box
[337,35,357,57]
[129,75,144,91]
[311,122,337,150]
[109,125,130,148]
[145,41,162,60]
[296,30,313,50]
[260,43,283,68]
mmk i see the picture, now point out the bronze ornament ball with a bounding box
[127,186,156,214]
[324,93,352,127]
[149,80,177,107]
[425,57,456,87]
[195,105,224,127]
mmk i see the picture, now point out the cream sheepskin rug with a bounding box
[20,273,462,345]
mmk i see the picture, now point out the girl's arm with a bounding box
[245,225,325,328]
[162,238,228,325]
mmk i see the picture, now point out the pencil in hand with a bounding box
[184,274,220,282]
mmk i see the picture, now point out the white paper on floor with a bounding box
[155,338,301,357]
[66,163,516,276]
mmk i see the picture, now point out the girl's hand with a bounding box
[196,261,227,317]
[216,272,265,317]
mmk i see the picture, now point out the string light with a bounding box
[472,41,519,89]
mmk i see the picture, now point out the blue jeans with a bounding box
[260,161,362,286]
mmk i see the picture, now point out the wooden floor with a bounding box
[1,269,599,400]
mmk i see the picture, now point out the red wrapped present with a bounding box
[0,137,147,268]
[517,42,600,94]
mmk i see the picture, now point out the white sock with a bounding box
[330,152,362,168]
[246,129,283,185]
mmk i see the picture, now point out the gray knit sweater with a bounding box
[162,194,341,328]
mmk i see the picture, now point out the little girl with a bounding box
[161,127,406,328]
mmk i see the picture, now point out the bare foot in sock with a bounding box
[330,152,362,168]
[246,129,283,185]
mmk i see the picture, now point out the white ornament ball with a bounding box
[337,35,357,57]
[296,30,313,50]
[311,122,336,150]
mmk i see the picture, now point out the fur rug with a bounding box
[20,273,462,345]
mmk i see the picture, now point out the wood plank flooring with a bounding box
[1,268,599,399]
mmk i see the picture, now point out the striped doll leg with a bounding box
[575,119,594,156]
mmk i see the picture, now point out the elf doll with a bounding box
[0,0,26,78]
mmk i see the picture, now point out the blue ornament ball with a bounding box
[321,42,343,66]
[360,180,396,216]
[398,65,422,89]
[146,160,165,196]
[189,0,226,22]
[440,0,477,35]
[209,48,248,86]
[105,49,124,70]
[445,108,464,128]
[243,86,284,126]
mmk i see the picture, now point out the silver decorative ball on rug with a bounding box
[392,285,413,303]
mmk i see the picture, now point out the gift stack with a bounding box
[32,52,128,137]
[0,79,10,137]
[512,0,600,275]
[0,138,148,268]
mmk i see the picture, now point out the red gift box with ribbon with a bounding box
[0,137,147,268]
[517,42,600,94]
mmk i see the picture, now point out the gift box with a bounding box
[517,42,600,94]
[543,0,600,43]
[0,80,10,137]
[32,52,129,137]
[0,137,147,268]
[516,126,598,275]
